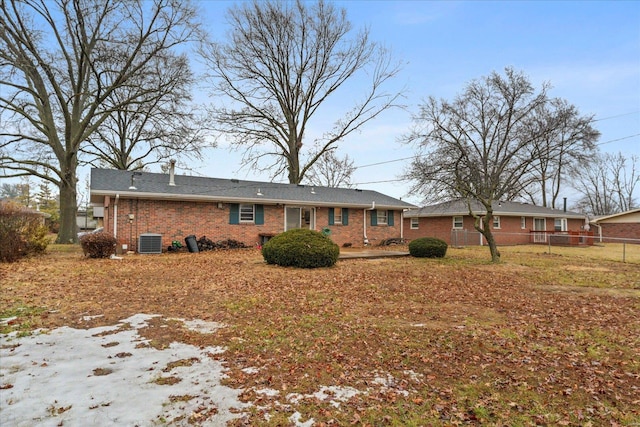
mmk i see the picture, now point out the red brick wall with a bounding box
[598,223,640,243]
[403,215,586,246]
[404,216,462,243]
[103,197,403,251]
[319,208,402,247]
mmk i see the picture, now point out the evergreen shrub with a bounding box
[80,232,117,258]
[262,228,339,268]
[408,237,448,258]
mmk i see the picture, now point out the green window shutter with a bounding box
[328,208,335,225]
[342,208,349,225]
[370,210,377,226]
[387,210,394,226]
[229,203,239,224]
[255,204,264,225]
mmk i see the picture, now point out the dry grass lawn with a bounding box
[1,243,639,426]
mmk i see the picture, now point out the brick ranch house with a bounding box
[590,208,640,244]
[89,167,416,253]
[403,199,590,247]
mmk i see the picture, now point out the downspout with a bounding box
[594,223,602,243]
[363,201,375,245]
[113,194,119,238]
[401,209,407,241]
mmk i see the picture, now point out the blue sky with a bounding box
[191,0,639,206]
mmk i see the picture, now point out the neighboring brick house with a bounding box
[403,199,588,246]
[89,167,415,253]
[590,208,640,243]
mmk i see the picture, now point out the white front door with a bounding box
[285,207,315,231]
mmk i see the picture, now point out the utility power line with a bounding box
[596,133,640,146]
[594,111,639,122]
[354,156,414,170]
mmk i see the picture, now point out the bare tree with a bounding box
[0,0,199,243]
[201,0,403,184]
[81,52,211,171]
[572,152,639,215]
[405,68,551,262]
[305,151,355,188]
[524,98,599,208]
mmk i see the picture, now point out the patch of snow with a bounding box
[0,316,17,325]
[81,314,104,322]
[373,373,409,397]
[287,385,361,409]
[255,388,280,397]
[241,367,260,374]
[289,411,314,427]
[403,370,424,382]
[0,314,246,426]
[181,319,225,334]
[312,386,361,408]
[287,392,304,404]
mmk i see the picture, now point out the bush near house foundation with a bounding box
[80,232,117,258]
[409,237,448,258]
[262,228,339,268]
[0,200,50,263]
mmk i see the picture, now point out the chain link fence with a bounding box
[450,229,640,263]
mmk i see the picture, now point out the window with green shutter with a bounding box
[255,204,264,225]
[229,204,239,224]
[342,208,348,225]
[387,210,394,226]
[370,210,377,226]
[230,203,262,224]
[328,208,335,225]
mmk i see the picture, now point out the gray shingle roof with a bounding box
[90,168,415,209]
[404,198,585,218]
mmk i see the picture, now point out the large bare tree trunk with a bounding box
[57,175,78,244]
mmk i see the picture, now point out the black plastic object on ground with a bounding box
[185,235,199,253]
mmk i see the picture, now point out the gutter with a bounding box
[90,190,412,210]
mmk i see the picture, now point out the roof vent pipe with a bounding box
[169,159,176,186]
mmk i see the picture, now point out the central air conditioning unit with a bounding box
[138,233,162,254]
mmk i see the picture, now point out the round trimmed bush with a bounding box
[408,237,448,258]
[262,228,339,268]
[80,231,117,258]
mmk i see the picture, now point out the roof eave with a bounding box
[90,190,414,209]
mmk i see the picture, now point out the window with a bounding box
[521,216,526,229]
[329,208,348,225]
[554,218,567,232]
[493,216,501,229]
[239,204,255,222]
[370,210,394,226]
[453,216,463,229]
[377,210,388,225]
[410,217,419,229]
[334,208,342,224]
[230,204,263,225]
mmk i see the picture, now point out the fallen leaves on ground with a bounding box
[1,246,639,425]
